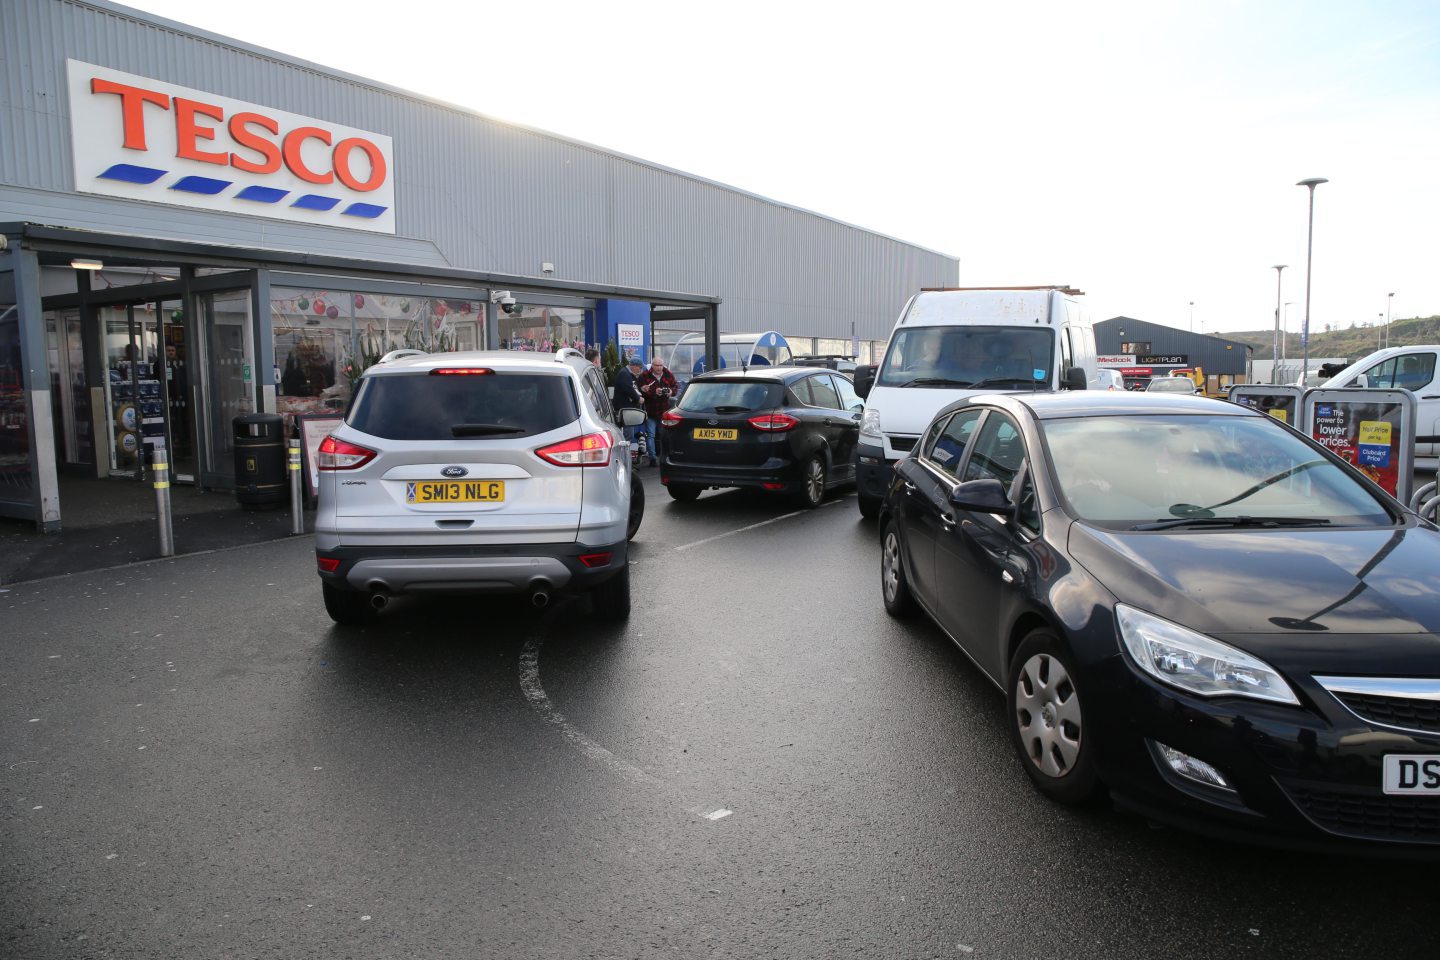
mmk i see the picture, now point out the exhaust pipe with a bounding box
[530,586,551,609]
[370,592,390,611]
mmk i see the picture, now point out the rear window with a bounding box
[677,380,783,413]
[347,371,578,440]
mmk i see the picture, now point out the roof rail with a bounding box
[554,347,586,363]
[379,349,427,364]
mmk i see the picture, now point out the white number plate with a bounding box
[1383,755,1440,795]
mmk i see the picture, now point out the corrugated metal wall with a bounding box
[0,0,958,341]
[1095,317,1251,375]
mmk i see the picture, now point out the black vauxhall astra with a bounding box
[879,391,1440,854]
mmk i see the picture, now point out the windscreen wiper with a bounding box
[966,376,1038,389]
[1131,516,1332,531]
[898,377,973,388]
[452,423,526,437]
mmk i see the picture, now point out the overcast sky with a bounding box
[122,0,1439,336]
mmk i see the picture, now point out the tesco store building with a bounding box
[0,0,956,531]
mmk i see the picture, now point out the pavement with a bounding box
[0,475,305,586]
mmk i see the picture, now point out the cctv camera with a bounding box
[501,295,516,308]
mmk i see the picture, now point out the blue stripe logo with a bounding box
[91,167,387,220]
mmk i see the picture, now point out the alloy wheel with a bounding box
[805,457,825,505]
[883,531,902,603]
[1014,653,1083,779]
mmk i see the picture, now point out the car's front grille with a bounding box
[1313,675,1440,735]
[888,435,917,453]
[1330,691,1440,735]
[1279,781,1440,844]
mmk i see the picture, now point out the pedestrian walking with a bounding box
[636,356,678,467]
[612,357,645,459]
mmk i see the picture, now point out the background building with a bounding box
[1095,317,1253,394]
[0,0,956,529]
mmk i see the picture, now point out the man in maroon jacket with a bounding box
[636,356,679,467]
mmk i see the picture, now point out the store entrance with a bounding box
[97,299,195,481]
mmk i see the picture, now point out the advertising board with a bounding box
[1228,384,1303,427]
[1301,389,1417,502]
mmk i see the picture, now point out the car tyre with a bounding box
[667,483,702,502]
[797,455,826,509]
[322,581,376,626]
[591,563,631,620]
[881,521,917,619]
[857,493,880,520]
[626,473,645,541]
[1006,629,1098,805]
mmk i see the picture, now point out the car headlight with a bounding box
[860,407,883,441]
[1116,604,1299,705]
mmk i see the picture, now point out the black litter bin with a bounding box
[233,413,286,508]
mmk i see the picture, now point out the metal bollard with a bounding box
[288,439,304,535]
[151,442,175,557]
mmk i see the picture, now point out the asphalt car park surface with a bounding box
[1,469,1435,959]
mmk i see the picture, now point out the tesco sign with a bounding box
[67,61,395,234]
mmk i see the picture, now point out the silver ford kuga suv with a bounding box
[314,348,646,624]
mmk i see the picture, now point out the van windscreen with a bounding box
[876,326,1055,389]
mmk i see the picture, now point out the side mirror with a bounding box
[1353,375,1369,388]
[854,364,875,398]
[1063,367,1088,390]
[619,407,646,427]
[949,478,1015,516]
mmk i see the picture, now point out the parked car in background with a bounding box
[1097,369,1124,391]
[879,390,1440,853]
[314,348,646,624]
[792,354,859,374]
[1145,375,1197,394]
[660,366,862,507]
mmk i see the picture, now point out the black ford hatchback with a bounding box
[660,367,863,506]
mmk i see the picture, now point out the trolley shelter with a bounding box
[1227,384,1304,428]
[1301,388,1418,504]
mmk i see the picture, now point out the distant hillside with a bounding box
[1226,315,1440,362]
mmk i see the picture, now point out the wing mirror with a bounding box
[1063,367,1088,390]
[949,478,1015,516]
[619,407,646,427]
[854,364,875,398]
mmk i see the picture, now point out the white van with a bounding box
[852,286,1100,518]
[1319,344,1440,468]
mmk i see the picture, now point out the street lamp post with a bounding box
[1271,265,1287,384]
[1386,291,1395,348]
[1296,177,1328,387]
[1189,301,1195,333]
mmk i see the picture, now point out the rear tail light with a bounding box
[317,436,376,470]
[661,410,683,428]
[747,412,799,432]
[535,432,614,466]
[316,556,342,573]
[578,552,614,568]
[430,367,494,376]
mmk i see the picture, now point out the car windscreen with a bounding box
[347,371,578,440]
[676,380,784,413]
[1146,378,1194,392]
[1041,414,1395,530]
[876,326,1055,389]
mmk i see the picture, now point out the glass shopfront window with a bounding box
[498,305,589,353]
[270,286,484,425]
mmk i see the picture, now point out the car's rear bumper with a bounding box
[316,540,627,596]
[660,458,801,491]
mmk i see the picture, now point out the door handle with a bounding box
[903,480,917,495]
[1001,569,1015,584]
[940,512,957,527]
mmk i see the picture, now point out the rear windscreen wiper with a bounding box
[452,423,526,437]
[1131,516,1332,531]
[711,405,749,413]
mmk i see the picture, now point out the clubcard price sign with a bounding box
[1301,389,1417,503]
[1227,384,1304,427]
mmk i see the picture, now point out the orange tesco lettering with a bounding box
[90,75,385,192]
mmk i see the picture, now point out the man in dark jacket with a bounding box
[636,356,679,467]
[612,358,645,458]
